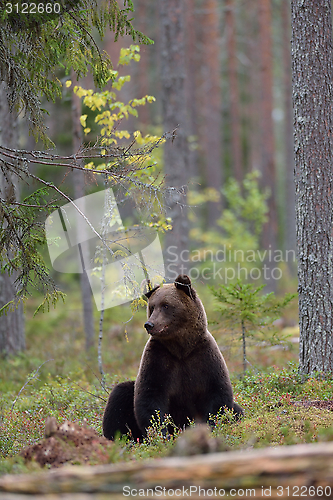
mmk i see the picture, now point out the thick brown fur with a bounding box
[103,274,243,440]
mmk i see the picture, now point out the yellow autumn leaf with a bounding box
[65,80,72,88]
[80,115,88,127]
[74,86,87,98]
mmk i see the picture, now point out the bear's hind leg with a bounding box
[103,380,143,441]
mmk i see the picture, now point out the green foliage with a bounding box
[0,188,66,314]
[239,365,303,397]
[190,171,269,254]
[219,171,269,238]
[210,279,296,374]
[0,47,167,315]
[211,279,296,330]
[71,45,170,233]
[71,45,161,177]
[132,411,179,459]
[188,172,271,285]
[212,366,333,449]
[0,0,153,144]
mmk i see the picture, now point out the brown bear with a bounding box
[103,274,243,441]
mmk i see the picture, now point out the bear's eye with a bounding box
[162,303,169,310]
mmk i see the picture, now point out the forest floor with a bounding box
[2,286,333,475]
[20,418,115,468]
[17,399,333,471]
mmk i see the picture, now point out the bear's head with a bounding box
[143,275,208,345]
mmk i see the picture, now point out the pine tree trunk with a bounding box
[282,0,296,272]
[291,0,333,376]
[225,0,243,183]
[184,0,199,179]
[258,0,278,291]
[200,0,223,226]
[159,0,189,279]
[244,2,261,173]
[0,83,25,356]
[71,78,95,351]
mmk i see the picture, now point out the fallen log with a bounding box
[1,441,333,499]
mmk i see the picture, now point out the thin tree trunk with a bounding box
[184,0,199,179]
[244,1,261,173]
[258,0,278,291]
[282,0,296,273]
[225,0,242,183]
[200,0,223,226]
[71,77,95,351]
[159,0,189,279]
[291,0,333,376]
[0,83,25,356]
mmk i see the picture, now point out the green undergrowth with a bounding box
[1,290,332,475]
[2,363,333,475]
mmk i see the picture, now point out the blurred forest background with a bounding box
[49,0,294,239]
[39,0,297,273]
[0,0,299,376]
[35,0,296,266]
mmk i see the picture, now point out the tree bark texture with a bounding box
[0,82,25,356]
[71,79,95,351]
[1,442,333,498]
[159,0,189,279]
[291,0,333,375]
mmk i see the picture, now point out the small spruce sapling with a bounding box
[210,280,296,376]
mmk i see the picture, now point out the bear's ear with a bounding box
[141,279,160,299]
[145,285,160,299]
[174,274,195,299]
[143,280,160,299]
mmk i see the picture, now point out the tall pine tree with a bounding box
[291,0,333,376]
